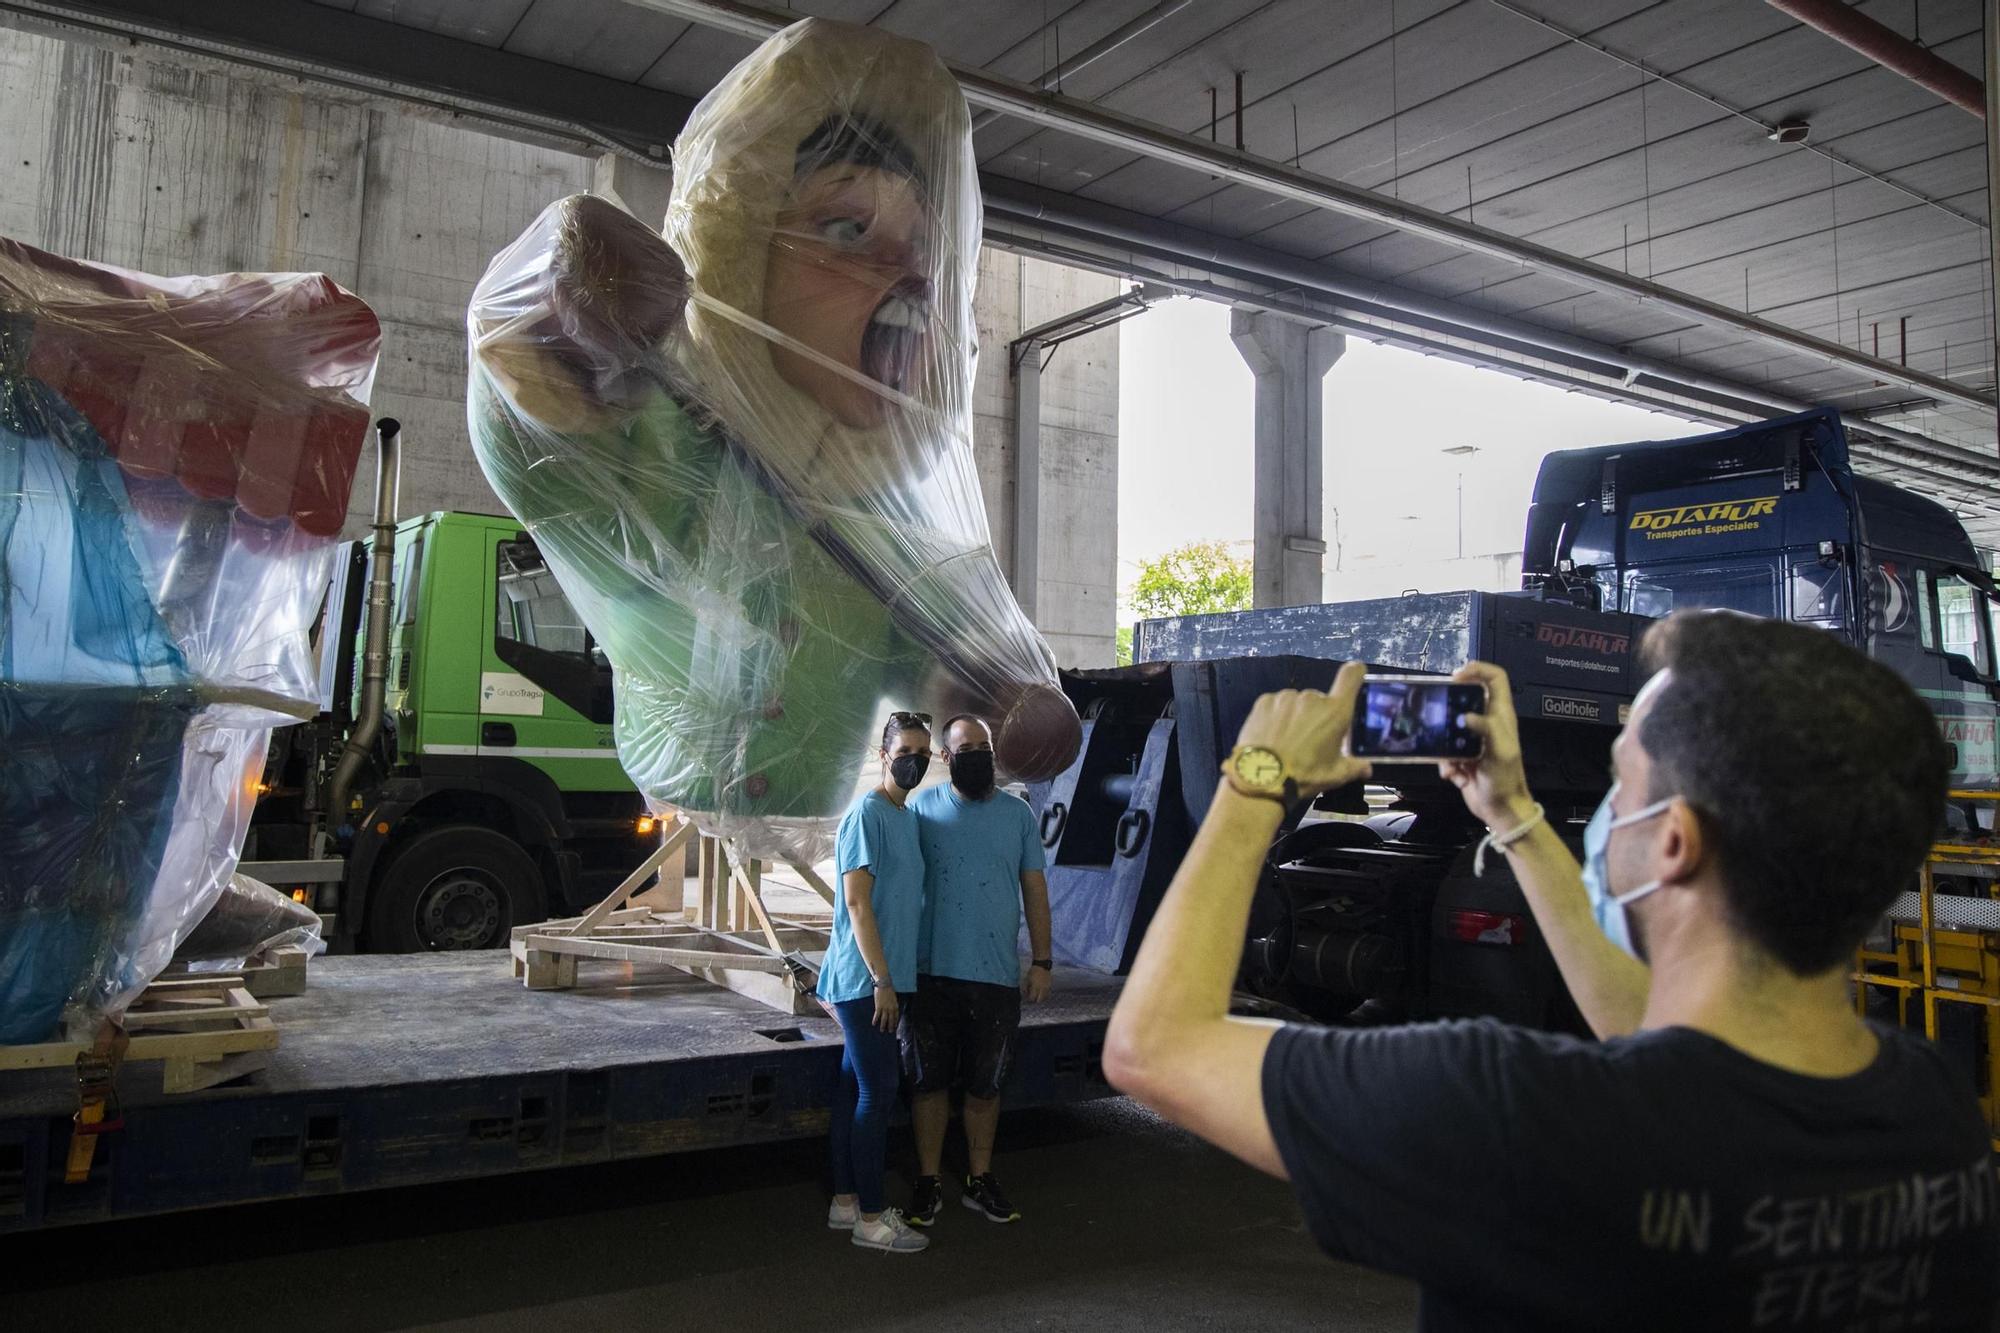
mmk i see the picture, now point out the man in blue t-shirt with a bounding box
[899,714,1052,1228]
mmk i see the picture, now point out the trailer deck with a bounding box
[0,953,1119,1232]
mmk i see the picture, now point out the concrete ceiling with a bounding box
[9,0,2000,539]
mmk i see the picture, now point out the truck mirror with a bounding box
[1943,652,1996,690]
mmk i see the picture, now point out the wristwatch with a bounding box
[1222,744,1300,807]
[1031,958,1053,972]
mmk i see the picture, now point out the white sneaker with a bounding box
[851,1207,930,1253]
[828,1197,860,1230]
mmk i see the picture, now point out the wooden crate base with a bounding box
[237,944,310,998]
[510,913,828,1016]
[507,814,832,1015]
[159,943,311,999]
[0,977,280,1093]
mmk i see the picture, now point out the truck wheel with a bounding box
[367,825,542,952]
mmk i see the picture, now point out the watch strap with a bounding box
[1031,958,1053,971]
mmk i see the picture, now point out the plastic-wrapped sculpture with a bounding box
[0,237,379,1043]
[467,18,1080,858]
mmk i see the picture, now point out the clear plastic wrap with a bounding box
[467,18,1080,860]
[0,237,379,1043]
[173,874,326,972]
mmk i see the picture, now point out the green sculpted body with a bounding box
[467,374,928,818]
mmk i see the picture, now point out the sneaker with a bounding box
[961,1173,1021,1223]
[827,1197,860,1230]
[852,1207,930,1253]
[907,1175,944,1227]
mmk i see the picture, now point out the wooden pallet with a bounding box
[510,813,833,1015]
[159,943,312,999]
[236,944,311,998]
[0,976,280,1094]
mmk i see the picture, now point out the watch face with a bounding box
[1234,746,1284,790]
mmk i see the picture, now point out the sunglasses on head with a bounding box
[888,710,933,728]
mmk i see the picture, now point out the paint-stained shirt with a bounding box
[909,783,1044,987]
[1262,1019,1999,1332]
[819,790,925,1003]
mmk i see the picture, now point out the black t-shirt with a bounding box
[1262,1019,1999,1332]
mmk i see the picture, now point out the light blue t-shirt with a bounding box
[910,783,1046,987]
[819,789,926,1003]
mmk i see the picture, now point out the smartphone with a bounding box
[1349,675,1487,763]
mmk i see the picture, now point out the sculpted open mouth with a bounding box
[859,282,927,396]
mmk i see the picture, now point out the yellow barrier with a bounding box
[1854,790,2000,1151]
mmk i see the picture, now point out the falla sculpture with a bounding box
[467,18,1081,861]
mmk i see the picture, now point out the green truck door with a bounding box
[485,532,625,790]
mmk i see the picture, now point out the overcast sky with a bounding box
[1116,297,1706,608]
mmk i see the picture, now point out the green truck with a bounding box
[243,499,654,952]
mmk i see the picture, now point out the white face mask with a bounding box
[1580,783,1674,958]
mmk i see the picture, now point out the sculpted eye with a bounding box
[819,216,867,245]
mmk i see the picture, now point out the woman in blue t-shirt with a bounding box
[820,710,932,1253]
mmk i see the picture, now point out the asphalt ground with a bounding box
[0,1098,1418,1332]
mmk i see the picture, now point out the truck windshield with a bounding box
[1625,563,1780,619]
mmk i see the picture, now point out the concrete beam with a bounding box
[1230,309,1342,609]
[5,0,694,156]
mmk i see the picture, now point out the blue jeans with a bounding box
[829,996,903,1214]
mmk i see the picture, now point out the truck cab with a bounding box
[1523,408,2000,788]
[247,511,654,952]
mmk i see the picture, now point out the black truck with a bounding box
[1032,408,2000,1027]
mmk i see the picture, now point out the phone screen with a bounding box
[1350,678,1487,762]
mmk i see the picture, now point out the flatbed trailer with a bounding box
[0,955,1118,1232]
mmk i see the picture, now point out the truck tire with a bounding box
[367,824,543,952]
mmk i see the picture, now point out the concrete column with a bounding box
[592,152,674,228]
[1012,339,1043,620]
[1230,310,1343,608]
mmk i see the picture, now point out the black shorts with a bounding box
[898,974,1021,1100]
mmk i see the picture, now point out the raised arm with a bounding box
[468,194,688,432]
[1440,661,1650,1037]
[1103,664,1372,1178]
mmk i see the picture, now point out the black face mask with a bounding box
[889,753,930,791]
[949,749,996,797]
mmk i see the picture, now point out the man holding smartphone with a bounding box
[1103,611,1997,1330]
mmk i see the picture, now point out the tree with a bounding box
[1126,540,1254,622]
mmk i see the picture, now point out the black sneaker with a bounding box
[907,1174,944,1227]
[961,1172,1020,1223]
